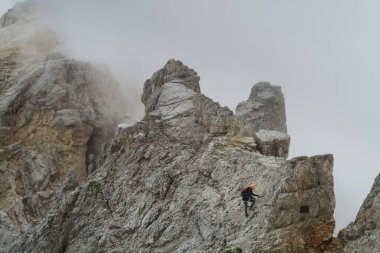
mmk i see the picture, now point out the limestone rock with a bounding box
[9,56,336,253]
[142,59,200,117]
[0,211,18,252]
[236,82,287,136]
[4,2,376,252]
[0,1,42,27]
[0,2,124,251]
[227,136,257,151]
[339,173,380,253]
[193,93,239,136]
[10,133,336,253]
[152,82,195,121]
[254,129,290,158]
[116,120,148,144]
[142,60,205,146]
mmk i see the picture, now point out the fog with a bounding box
[1,0,379,232]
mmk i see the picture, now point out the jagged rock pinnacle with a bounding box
[236,82,287,136]
[0,3,376,250]
[142,59,200,115]
[338,173,380,252]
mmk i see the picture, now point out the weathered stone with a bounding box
[236,82,287,136]
[0,3,123,251]
[7,55,335,253]
[3,2,379,253]
[339,173,380,253]
[60,170,79,194]
[53,109,83,128]
[254,129,290,158]
[116,120,148,144]
[0,211,18,253]
[151,82,196,121]
[142,59,200,117]
[142,63,205,146]
[10,133,335,253]
[193,93,239,136]
[0,1,41,27]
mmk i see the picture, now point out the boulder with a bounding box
[254,129,290,158]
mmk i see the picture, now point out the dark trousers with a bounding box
[243,196,255,217]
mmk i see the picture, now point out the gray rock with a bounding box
[3,3,378,252]
[10,134,335,253]
[53,109,82,128]
[0,2,124,250]
[236,82,287,136]
[9,59,336,253]
[0,1,41,27]
[254,129,290,158]
[116,121,148,144]
[150,82,196,121]
[339,173,380,253]
[142,62,205,146]
[0,211,19,253]
[142,59,200,117]
[60,170,79,194]
[193,93,239,136]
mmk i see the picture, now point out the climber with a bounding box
[241,183,260,217]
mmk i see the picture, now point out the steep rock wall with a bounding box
[0,3,123,252]
[10,60,336,253]
[338,173,380,253]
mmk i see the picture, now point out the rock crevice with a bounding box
[8,58,337,253]
[1,2,379,253]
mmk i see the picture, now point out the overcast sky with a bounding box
[1,0,379,231]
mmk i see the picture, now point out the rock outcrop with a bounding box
[193,81,290,156]
[142,58,200,113]
[193,93,240,137]
[235,82,287,136]
[9,57,337,253]
[0,3,123,252]
[254,129,290,158]
[1,2,378,253]
[338,173,380,253]
[0,1,45,27]
[142,59,205,146]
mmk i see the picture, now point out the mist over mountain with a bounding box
[0,1,379,253]
[7,0,377,232]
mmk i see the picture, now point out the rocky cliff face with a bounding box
[235,82,287,136]
[8,58,336,253]
[0,3,123,252]
[338,174,380,253]
[1,2,379,253]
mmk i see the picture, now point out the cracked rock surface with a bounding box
[235,82,287,136]
[338,173,380,253]
[0,3,123,252]
[9,59,336,253]
[1,2,379,253]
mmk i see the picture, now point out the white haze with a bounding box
[0,0,19,13]
[1,0,379,232]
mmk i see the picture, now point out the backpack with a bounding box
[240,187,250,197]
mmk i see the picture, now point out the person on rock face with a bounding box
[241,183,260,217]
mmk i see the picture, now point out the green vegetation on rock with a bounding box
[88,180,101,193]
